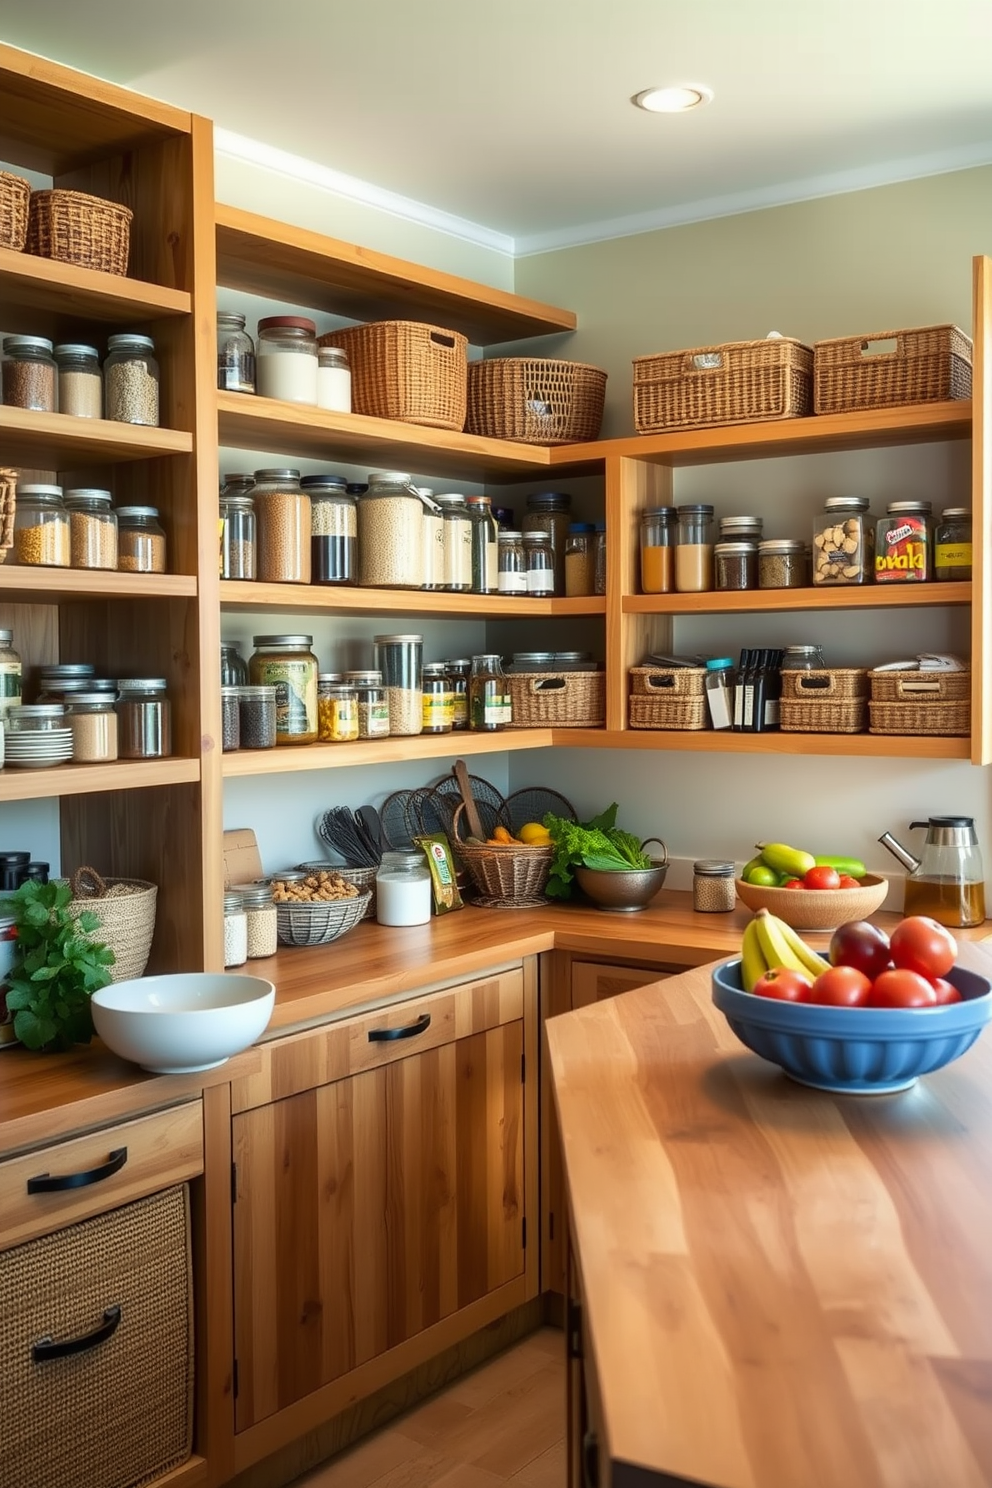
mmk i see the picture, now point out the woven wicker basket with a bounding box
[629,695,708,730]
[633,337,813,434]
[629,666,707,697]
[507,671,605,728]
[0,170,30,251]
[868,668,971,736]
[66,867,157,983]
[814,325,972,415]
[780,668,869,734]
[296,861,377,921]
[869,668,970,703]
[0,468,16,564]
[27,189,132,276]
[466,358,606,444]
[318,320,467,430]
[452,805,553,908]
[276,889,370,947]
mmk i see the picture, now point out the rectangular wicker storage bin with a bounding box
[780,668,869,734]
[868,668,971,736]
[633,337,813,434]
[318,320,467,430]
[629,666,707,697]
[629,667,708,729]
[814,325,972,415]
[26,189,132,277]
[0,170,30,251]
[507,670,605,728]
[466,358,607,444]
[0,1184,193,1488]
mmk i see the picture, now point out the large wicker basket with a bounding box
[868,668,971,736]
[814,325,972,415]
[319,320,467,430]
[507,670,605,728]
[633,337,813,434]
[780,668,869,734]
[0,170,30,251]
[66,868,157,983]
[452,805,554,908]
[628,665,709,731]
[466,358,606,444]
[27,189,132,276]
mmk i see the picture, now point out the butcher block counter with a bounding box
[546,945,992,1488]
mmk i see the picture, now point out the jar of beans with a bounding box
[317,677,359,742]
[714,540,757,591]
[564,524,595,596]
[239,882,278,959]
[344,670,390,738]
[55,343,102,418]
[301,475,357,585]
[117,506,167,573]
[116,678,172,759]
[758,539,806,589]
[221,686,241,751]
[522,492,571,595]
[220,491,256,580]
[104,334,159,425]
[13,485,69,567]
[256,316,318,404]
[358,473,425,588]
[249,635,318,744]
[64,693,118,762]
[2,336,56,411]
[65,488,118,570]
[237,684,277,749]
[253,469,311,584]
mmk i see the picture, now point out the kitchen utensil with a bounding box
[380,790,418,850]
[878,816,986,927]
[454,758,485,842]
[734,874,888,931]
[356,804,382,856]
[315,807,380,868]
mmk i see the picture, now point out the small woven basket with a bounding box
[813,324,972,415]
[780,668,869,734]
[452,805,554,908]
[296,861,377,920]
[633,337,813,434]
[507,671,605,728]
[0,170,30,251]
[629,666,707,697]
[276,890,370,947]
[868,668,971,736]
[318,320,467,430]
[466,358,607,444]
[0,468,17,564]
[26,188,133,276]
[869,668,970,703]
[66,867,157,982]
[629,695,708,730]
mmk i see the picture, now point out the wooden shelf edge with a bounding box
[222,731,556,777]
[0,246,191,320]
[219,580,603,617]
[0,757,200,803]
[0,407,193,462]
[0,569,196,601]
[624,582,972,615]
[550,728,971,759]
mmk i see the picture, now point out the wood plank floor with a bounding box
[294,1327,565,1487]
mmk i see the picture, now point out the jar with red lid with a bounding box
[256,316,318,405]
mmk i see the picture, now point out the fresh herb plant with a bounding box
[543,804,652,899]
[1,879,115,1050]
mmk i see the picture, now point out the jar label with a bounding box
[422,693,451,730]
[451,694,469,726]
[365,700,391,736]
[0,663,22,701]
[254,659,317,737]
[498,573,528,593]
[936,542,972,570]
[875,516,928,582]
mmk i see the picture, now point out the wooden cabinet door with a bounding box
[571,959,674,1008]
[232,1020,525,1431]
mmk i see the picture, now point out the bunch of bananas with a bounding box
[741,908,829,991]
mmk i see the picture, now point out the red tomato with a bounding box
[869,968,938,1008]
[829,920,891,980]
[837,874,862,889]
[754,967,812,1002]
[810,965,873,1006]
[890,916,957,980]
[782,878,805,890]
[930,977,962,1006]
[803,865,841,891]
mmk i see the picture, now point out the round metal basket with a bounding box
[275,890,371,947]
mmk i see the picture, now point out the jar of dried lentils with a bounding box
[13,484,69,567]
[252,469,311,584]
[104,334,159,426]
[2,335,56,411]
[65,488,118,570]
[64,693,118,762]
[117,506,167,573]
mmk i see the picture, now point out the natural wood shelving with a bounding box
[220,580,603,618]
[624,581,971,616]
[0,757,200,804]
[222,730,557,776]
[0,406,193,469]
[0,569,196,603]
[0,245,191,324]
[549,728,970,760]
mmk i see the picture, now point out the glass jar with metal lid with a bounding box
[693,861,736,913]
[812,495,873,585]
[421,662,454,734]
[7,704,65,733]
[372,633,423,736]
[116,679,172,758]
[875,500,933,583]
[435,493,473,592]
[466,494,499,594]
[55,343,102,417]
[252,469,311,584]
[104,333,159,425]
[781,645,826,671]
[758,538,806,589]
[443,659,471,730]
[675,504,714,592]
[358,472,426,589]
[639,506,677,594]
[714,540,757,592]
[564,523,595,597]
[256,316,317,404]
[522,492,571,594]
[13,485,69,567]
[220,490,256,580]
[220,685,241,751]
[117,506,167,573]
[217,311,255,394]
[344,670,390,738]
[317,677,359,742]
[719,515,763,542]
[223,890,248,968]
[64,693,118,762]
[65,488,117,570]
[935,507,972,581]
[376,849,432,927]
[249,635,318,745]
[238,882,278,959]
[237,684,278,749]
[36,662,95,703]
[301,474,356,585]
[523,531,554,596]
[220,643,249,686]
[0,629,21,723]
[497,531,527,594]
[2,335,56,411]
[469,654,509,732]
[316,344,351,412]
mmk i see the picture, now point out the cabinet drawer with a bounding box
[232,966,524,1111]
[571,959,675,1009]
[0,1102,203,1252]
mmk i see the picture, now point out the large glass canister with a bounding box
[466,494,499,594]
[2,335,56,411]
[117,505,167,573]
[469,653,509,732]
[252,469,311,584]
[217,311,255,394]
[116,678,172,758]
[435,493,473,592]
[497,530,527,594]
[248,634,318,744]
[522,491,572,595]
[220,492,256,580]
[255,316,317,404]
[675,504,715,592]
[13,484,69,567]
[358,472,425,588]
[65,488,118,570]
[812,495,873,585]
[372,633,423,736]
[54,342,102,418]
[104,333,159,425]
[375,849,432,927]
[639,506,677,593]
[301,474,357,586]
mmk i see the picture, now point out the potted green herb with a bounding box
[0,879,115,1050]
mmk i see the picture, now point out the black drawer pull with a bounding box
[368,1013,431,1043]
[27,1146,128,1194]
[32,1304,122,1363]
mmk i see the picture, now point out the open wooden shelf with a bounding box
[222,730,557,776]
[220,580,603,618]
[0,569,196,603]
[0,757,200,804]
[624,581,971,616]
[0,406,193,469]
[550,728,970,760]
[0,246,191,324]
[215,204,576,346]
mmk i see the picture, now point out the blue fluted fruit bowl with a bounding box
[711,958,992,1094]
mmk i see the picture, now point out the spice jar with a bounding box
[469,654,509,732]
[249,635,318,745]
[758,538,806,590]
[719,515,763,542]
[220,491,256,580]
[445,658,471,729]
[693,861,736,913]
[252,469,311,584]
[237,684,278,749]
[55,343,102,418]
[2,335,56,411]
[593,521,607,596]
[221,686,241,751]
[675,504,714,592]
[65,488,118,570]
[116,678,172,758]
[422,662,454,733]
[372,633,423,736]
[358,473,425,589]
[466,494,499,594]
[497,531,527,594]
[256,316,318,404]
[435,493,473,592]
[36,664,96,704]
[221,642,249,686]
[522,492,571,594]
[639,507,677,594]
[64,693,118,762]
[317,677,359,742]
[12,485,69,567]
[0,630,22,723]
[523,532,554,596]
[564,523,595,597]
[117,506,167,573]
[217,311,255,394]
[714,540,757,591]
[344,670,390,738]
[316,345,351,412]
[781,645,826,671]
[7,704,65,732]
[812,496,873,585]
[419,487,444,591]
[376,849,432,927]
[238,882,278,959]
[224,890,248,968]
[935,506,972,581]
[104,334,159,425]
[875,500,932,583]
[704,659,735,731]
[301,475,356,586]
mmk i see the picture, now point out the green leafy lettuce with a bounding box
[542,804,652,899]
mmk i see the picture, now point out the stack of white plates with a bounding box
[5,727,74,769]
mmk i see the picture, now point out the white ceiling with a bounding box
[4,0,992,253]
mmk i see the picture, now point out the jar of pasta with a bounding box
[317,677,359,742]
[12,485,69,567]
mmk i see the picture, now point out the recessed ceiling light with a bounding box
[633,85,713,113]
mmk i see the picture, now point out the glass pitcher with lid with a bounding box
[878,816,986,928]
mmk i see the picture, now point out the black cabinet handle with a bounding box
[582,1430,600,1488]
[368,1013,431,1043]
[27,1146,127,1194]
[32,1305,122,1363]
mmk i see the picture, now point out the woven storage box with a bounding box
[0,170,30,251]
[65,868,157,983]
[629,666,707,697]
[780,668,869,734]
[508,671,605,728]
[27,189,132,276]
[633,337,813,434]
[814,325,972,415]
[629,694,708,730]
[318,320,467,430]
[0,1184,193,1488]
[0,467,16,563]
[868,669,971,736]
[466,358,606,444]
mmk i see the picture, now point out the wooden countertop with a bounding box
[546,945,992,1488]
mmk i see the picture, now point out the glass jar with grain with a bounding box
[358,473,425,588]
[2,336,56,411]
[117,506,167,573]
[301,474,356,585]
[116,678,172,758]
[220,492,256,580]
[64,692,118,762]
[252,469,311,584]
[237,684,277,749]
[238,882,278,959]
[65,488,118,570]
[55,343,102,418]
[714,540,757,591]
[249,635,318,745]
[372,634,423,736]
[522,492,571,595]
[639,506,676,593]
[221,686,241,751]
[675,504,714,592]
[12,485,69,567]
[256,316,317,404]
[104,334,159,425]
[758,538,806,589]
[223,890,248,968]
[564,523,595,596]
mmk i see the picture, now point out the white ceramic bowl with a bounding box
[91,972,275,1074]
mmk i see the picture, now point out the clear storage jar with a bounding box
[781,645,826,671]
[675,504,714,592]
[7,704,65,732]
[875,500,932,583]
[237,684,278,749]
[714,540,757,591]
[220,492,256,580]
[252,469,311,584]
[249,635,318,745]
[240,882,278,959]
[523,532,554,596]
[358,473,425,589]
[117,678,172,758]
[316,345,351,412]
[758,539,806,589]
[224,890,248,967]
[256,316,317,404]
[522,492,571,595]
[375,849,432,927]
[420,487,444,591]
[221,686,241,751]
[13,484,69,567]
[117,506,167,573]
[55,343,102,418]
[935,506,972,581]
[719,515,763,542]
[497,531,527,594]
[372,633,423,736]
[317,678,359,742]
[0,629,22,723]
[65,488,117,570]
[639,506,676,594]
[812,496,873,585]
[301,475,357,585]
[469,654,509,731]
[344,670,390,738]
[445,658,471,729]
[65,693,118,762]
[104,334,159,425]
[217,311,255,394]
[2,335,56,411]
[435,493,473,592]
[564,523,595,597]
[466,494,499,594]
[221,642,249,686]
[421,662,454,733]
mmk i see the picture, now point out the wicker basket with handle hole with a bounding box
[66,866,157,982]
[451,803,554,908]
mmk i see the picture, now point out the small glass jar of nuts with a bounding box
[812,496,873,585]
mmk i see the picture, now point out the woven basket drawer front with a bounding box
[0,1184,193,1488]
[0,1102,203,1253]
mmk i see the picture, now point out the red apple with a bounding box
[829,920,892,980]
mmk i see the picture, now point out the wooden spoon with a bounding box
[454,759,486,843]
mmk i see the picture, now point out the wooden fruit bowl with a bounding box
[734,874,889,931]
